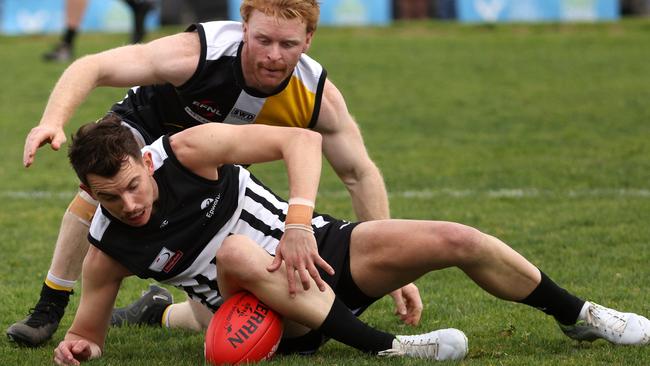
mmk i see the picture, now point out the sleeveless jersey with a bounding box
[110,21,327,143]
[88,135,336,311]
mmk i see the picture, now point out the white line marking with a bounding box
[2,191,77,199]
[3,188,650,200]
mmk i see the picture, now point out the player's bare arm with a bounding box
[24,32,200,168]
[316,79,390,221]
[316,79,423,325]
[170,123,333,295]
[54,246,129,364]
[170,123,322,185]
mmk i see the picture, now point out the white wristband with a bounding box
[288,197,315,208]
[284,223,315,234]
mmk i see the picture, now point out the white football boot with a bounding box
[378,328,468,360]
[560,301,650,345]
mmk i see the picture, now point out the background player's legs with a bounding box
[6,191,95,347]
[49,194,95,282]
[122,0,156,43]
[43,0,88,62]
[163,297,212,331]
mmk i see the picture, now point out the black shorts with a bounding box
[277,217,380,355]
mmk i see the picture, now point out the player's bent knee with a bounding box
[66,191,99,226]
[216,235,266,280]
[216,235,252,265]
[435,222,487,261]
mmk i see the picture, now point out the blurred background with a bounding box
[1,0,649,36]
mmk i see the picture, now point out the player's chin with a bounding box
[259,70,287,85]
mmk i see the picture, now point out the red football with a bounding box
[205,292,283,365]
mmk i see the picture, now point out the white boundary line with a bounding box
[3,188,650,200]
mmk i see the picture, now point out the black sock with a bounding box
[317,297,394,354]
[519,270,585,325]
[62,28,77,47]
[36,283,72,321]
[123,0,151,43]
[40,283,72,307]
[131,10,146,43]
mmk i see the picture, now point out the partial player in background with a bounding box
[43,0,156,62]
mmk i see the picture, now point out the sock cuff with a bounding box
[521,269,585,325]
[318,297,349,332]
[162,304,173,328]
[46,272,76,292]
[318,297,394,354]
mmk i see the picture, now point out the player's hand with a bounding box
[53,340,93,365]
[390,283,422,326]
[267,228,334,297]
[23,124,67,167]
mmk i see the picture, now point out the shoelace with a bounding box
[24,302,64,327]
[588,305,628,336]
[378,336,439,358]
[402,337,438,358]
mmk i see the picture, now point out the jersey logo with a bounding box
[201,198,214,210]
[229,108,256,123]
[149,247,184,273]
[192,100,223,118]
[185,99,224,123]
[201,194,221,218]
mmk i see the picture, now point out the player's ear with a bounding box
[303,31,314,53]
[242,22,249,40]
[142,151,155,175]
[79,183,95,200]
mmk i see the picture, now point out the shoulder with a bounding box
[195,21,243,39]
[142,137,169,170]
[296,53,325,81]
[142,31,202,86]
[192,21,243,59]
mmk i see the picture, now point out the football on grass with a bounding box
[205,292,283,365]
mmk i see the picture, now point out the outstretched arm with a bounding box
[24,32,200,168]
[315,79,423,325]
[316,79,389,221]
[170,123,322,202]
[54,246,129,365]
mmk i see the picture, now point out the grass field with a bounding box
[1,19,650,365]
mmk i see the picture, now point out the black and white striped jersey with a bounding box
[88,135,335,311]
[110,20,327,144]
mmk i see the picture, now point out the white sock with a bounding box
[577,301,592,322]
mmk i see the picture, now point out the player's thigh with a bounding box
[349,219,481,297]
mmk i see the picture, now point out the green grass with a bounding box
[2,19,650,365]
